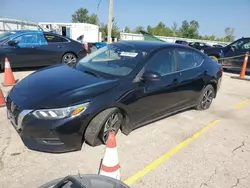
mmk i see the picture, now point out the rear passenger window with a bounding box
[44,34,68,43]
[176,49,204,70]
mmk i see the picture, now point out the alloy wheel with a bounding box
[201,89,213,109]
[63,54,76,64]
[102,113,123,143]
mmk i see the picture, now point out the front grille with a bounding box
[6,97,22,125]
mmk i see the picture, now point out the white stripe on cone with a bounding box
[100,169,121,180]
[245,57,248,61]
[5,61,11,68]
[102,147,119,167]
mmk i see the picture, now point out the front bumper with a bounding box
[6,97,90,153]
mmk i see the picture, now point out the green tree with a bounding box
[124,26,131,33]
[99,18,120,40]
[224,27,235,42]
[171,22,179,37]
[179,20,199,38]
[72,8,99,25]
[134,26,144,34]
[147,25,153,34]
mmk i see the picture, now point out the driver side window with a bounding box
[145,49,176,76]
[13,33,39,47]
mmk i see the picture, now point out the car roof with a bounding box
[117,40,182,52]
[5,30,70,40]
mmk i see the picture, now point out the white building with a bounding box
[38,22,102,43]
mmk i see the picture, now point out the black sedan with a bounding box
[0,30,87,71]
[6,40,223,153]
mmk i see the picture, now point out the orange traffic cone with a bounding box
[239,52,249,79]
[231,52,250,81]
[0,88,5,107]
[99,132,121,180]
[2,57,17,87]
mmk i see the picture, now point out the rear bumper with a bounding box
[77,50,87,59]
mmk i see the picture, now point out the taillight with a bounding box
[82,44,88,51]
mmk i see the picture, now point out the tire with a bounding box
[61,53,77,64]
[195,84,215,111]
[84,108,124,147]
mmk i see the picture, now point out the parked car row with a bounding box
[175,37,250,70]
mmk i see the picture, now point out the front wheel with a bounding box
[61,53,77,64]
[195,85,215,110]
[84,108,124,146]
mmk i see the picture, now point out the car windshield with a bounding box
[0,31,17,41]
[76,43,148,77]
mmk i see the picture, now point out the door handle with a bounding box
[57,45,62,48]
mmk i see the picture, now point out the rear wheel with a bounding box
[84,108,124,146]
[196,85,215,110]
[61,53,77,64]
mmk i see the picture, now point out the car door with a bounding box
[127,48,184,127]
[38,33,70,64]
[4,32,42,68]
[174,47,206,105]
[224,38,250,68]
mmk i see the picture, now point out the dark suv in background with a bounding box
[175,40,189,46]
[189,42,212,51]
[203,37,250,70]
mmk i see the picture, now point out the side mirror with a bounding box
[7,40,19,46]
[141,71,161,81]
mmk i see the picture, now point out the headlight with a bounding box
[32,102,89,120]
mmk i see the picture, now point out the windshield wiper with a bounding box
[84,70,101,78]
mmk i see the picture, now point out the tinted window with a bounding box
[145,49,176,76]
[44,34,68,43]
[176,49,204,70]
[241,41,250,50]
[13,33,48,47]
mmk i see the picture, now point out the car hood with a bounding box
[9,64,119,109]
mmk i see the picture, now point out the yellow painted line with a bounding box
[124,120,220,186]
[234,99,250,109]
